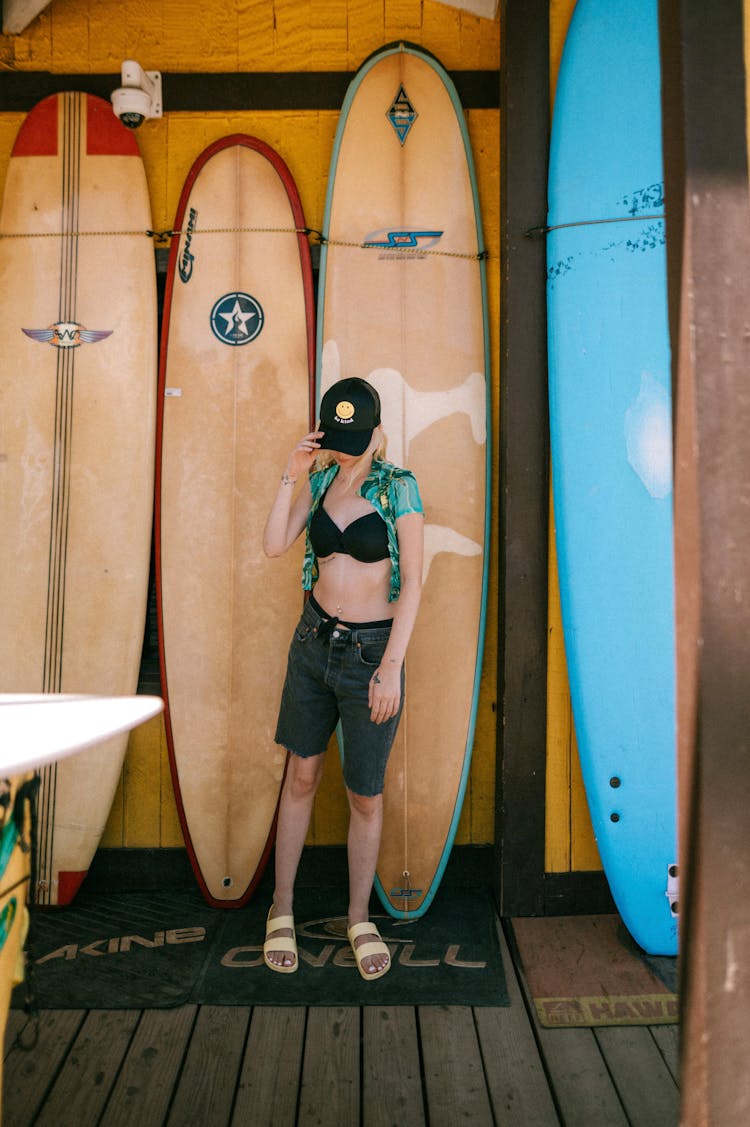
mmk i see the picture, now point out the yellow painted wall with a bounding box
[0,0,500,850]
[545,0,602,873]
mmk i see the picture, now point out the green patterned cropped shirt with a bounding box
[301,458,424,602]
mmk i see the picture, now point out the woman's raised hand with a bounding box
[284,431,324,481]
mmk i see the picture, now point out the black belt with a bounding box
[308,593,393,640]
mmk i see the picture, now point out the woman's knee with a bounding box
[346,788,383,820]
[284,751,325,800]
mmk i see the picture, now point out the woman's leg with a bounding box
[266,751,326,968]
[346,787,389,975]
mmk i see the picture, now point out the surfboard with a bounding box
[547,0,678,954]
[0,694,163,776]
[157,136,314,908]
[0,92,158,907]
[318,43,490,918]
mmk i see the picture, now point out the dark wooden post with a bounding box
[660,1,750,1120]
[495,0,550,916]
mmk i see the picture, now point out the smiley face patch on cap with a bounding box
[335,400,355,423]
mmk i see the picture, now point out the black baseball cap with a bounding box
[318,378,381,456]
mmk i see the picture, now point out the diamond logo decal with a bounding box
[387,85,418,146]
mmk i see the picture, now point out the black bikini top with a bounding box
[309,489,389,564]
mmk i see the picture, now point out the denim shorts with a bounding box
[275,596,405,797]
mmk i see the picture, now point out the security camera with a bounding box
[111,60,162,129]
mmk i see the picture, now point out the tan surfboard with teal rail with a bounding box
[0,93,157,905]
[157,136,314,907]
[318,43,490,917]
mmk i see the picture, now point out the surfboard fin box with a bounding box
[666,865,679,918]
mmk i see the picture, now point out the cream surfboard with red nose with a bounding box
[318,44,490,917]
[0,93,157,906]
[157,136,314,907]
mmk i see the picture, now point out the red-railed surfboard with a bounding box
[156,136,314,906]
[0,93,157,905]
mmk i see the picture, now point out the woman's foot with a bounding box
[263,906,298,973]
[348,920,391,979]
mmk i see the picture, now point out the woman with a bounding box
[262,376,424,979]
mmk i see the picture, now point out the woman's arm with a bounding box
[368,510,424,724]
[262,431,322,557]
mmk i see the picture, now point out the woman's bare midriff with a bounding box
[313,553,393,623]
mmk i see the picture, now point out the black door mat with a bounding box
[14,881,508,1009]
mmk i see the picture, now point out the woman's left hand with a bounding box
[368,663,402,724]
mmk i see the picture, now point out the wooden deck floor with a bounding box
[2,921,680,1126]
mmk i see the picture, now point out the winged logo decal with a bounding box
[22,322,113,349]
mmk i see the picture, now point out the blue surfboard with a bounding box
[547,0,678,954]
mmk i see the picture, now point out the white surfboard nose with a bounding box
[0,694,163,776]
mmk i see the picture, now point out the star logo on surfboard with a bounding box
[210,292,264,346]
[22,322,113,349]
[387,85,418,145]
